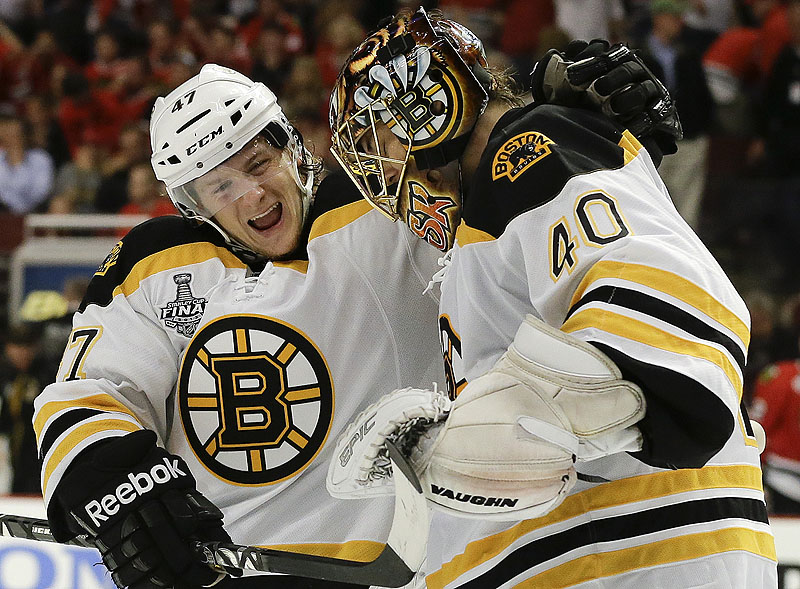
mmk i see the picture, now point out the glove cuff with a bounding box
[53,430,196,538]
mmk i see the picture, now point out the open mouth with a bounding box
[248,202,282,231]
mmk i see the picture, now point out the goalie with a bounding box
[328,7,777,588]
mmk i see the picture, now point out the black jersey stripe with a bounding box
[593,342,734,469]
[566,285,746,371]
[38,408,103,461]
[455,497,768,589]
[569,260,750,350]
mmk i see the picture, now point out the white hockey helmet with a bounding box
[150,64,314,228]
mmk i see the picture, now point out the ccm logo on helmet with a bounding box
[83,457,187,527]
[430,484,519,508]
[186,125,224,156]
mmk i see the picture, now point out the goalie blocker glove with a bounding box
[50,429,233,589]
[328,315,645,521]
[530,39,683,161]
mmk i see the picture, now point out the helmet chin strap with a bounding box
[291,146,316,223]
[196,216,267,267]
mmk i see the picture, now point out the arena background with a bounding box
[0,0,799,587]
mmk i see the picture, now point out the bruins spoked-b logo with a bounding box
[179,315,334,485]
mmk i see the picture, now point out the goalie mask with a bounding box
[150,64,315,255]
[329,8,489,251]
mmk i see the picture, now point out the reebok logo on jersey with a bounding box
[83,458,187,527]
[492,131,554,183]
[430,484,519,508]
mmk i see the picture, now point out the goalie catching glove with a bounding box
[50,429,235,589]
[328,315,646,520]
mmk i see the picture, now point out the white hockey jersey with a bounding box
[32,174,446,582]
[423,105,778,588]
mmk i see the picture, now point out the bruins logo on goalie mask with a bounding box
[179,315,334,485]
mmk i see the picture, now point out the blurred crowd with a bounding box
[0,0,799,513]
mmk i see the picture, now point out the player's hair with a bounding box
[487,66,526,107]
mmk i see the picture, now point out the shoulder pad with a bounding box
[80,216,241,310]
[464,104,634,238]
[308,171,363,222]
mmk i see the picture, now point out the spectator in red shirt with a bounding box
[498,0,555,78]
[202,17,252,74]
[249,23,292,92]
[57,71,120,157]
[752,356,800,514]
[314,13,364,88]
[147,19,183,85]
[0,20,33,112]
[84,29,126,88]
[58,60,154,158]
[754,0,790,76]
[27,29,77,97]
[116,162,175,236]
[238,0,305,54]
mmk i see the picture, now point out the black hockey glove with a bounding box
[51,430,233,589]
[531,39,682,156]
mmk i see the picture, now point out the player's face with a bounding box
[365,123,463,251]
[191,137,305,259]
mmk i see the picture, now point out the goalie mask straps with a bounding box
[517,415,581,457]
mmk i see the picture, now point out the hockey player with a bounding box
[33,48,692,589]
[33,63,446,589]
[328,7,778,588]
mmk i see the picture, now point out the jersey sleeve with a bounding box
[465,105,750,469]
[32,217,243,524]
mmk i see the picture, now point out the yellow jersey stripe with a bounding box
[273,260,309,273]
[34,393,141,438]
[515,528,775,588]
[455,221,496,246]
[308,200,373,242]
[425,465,763,588]
[113,242,245,299]
[570,260,750,348]
[562,307,743,398]
[42,418,141,495]
[618,129,643,165]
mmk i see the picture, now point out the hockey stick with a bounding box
[0,442,429,587]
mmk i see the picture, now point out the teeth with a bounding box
[250,203,279,222]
